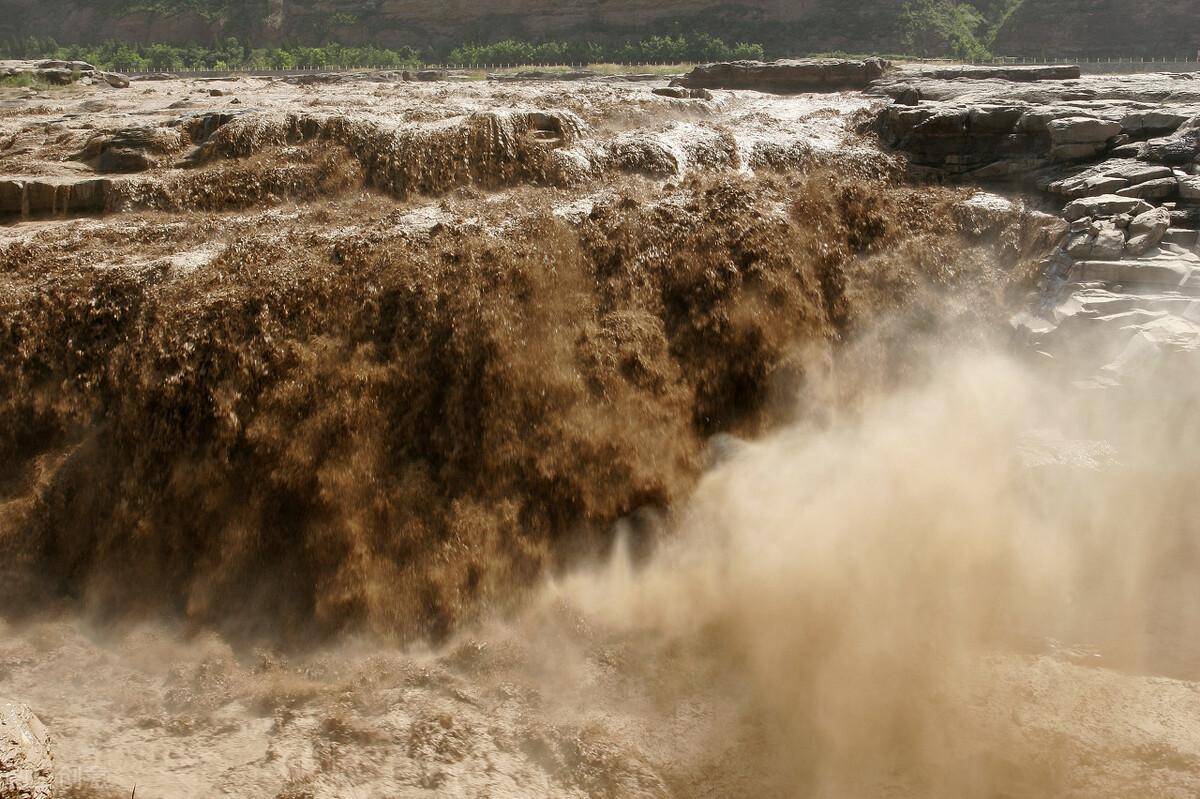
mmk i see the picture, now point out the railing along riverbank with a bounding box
[101,55,1200,81]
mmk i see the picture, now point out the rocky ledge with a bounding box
[873,71,1200,180]
[0,703,53,799]
[1,59,129,88]
[677,58,890,93]
[873,67,1200,384]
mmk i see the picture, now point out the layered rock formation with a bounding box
[873,70,1200,180]
[677,58,890,93]
[0,704,53,799]
[872,65,1200,385]
[1,59,128,88]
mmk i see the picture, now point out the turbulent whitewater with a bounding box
[0,64,1199,798]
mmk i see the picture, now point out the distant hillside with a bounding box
[993,0,1200,57]
[0,0,1196,59]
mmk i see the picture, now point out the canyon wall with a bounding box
[1,1,1198,68]
[0,0,825,51]
[0,0,936,55]
[992,0,1200,57]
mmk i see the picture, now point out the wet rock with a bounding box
[1109,142,1147,159]
[1078,176,1128,196]
[653,86,689,99]
[1178,176,1200,201]
[37,59,94,72]
[1048,161,1178,199]
[37,68,75,85]
[1048,116,1122,146]
[1049,142,1108,162]
[1106,162,1175,184]
[900,64,1080,82]
[652,86,712,100]
[874,72,1200,180]
[886,83,922,105]
[98,71,130,89]
[209,88,234,97]
[488,70,597,82]
[80,126,184,174]
[1163,228,1200,247]
[79,99,115,113]
[706,433,749,468]
[0,180,23,214]
[1047,116,1121,161]
[0,703,53,799]
[286,73,343,86]
[875,103,1044,175]
[0,177,110,216]
[1142,128,1200,165]
[969,105,1027,133]
[1071,250,1200,290]
[97,148,154,173]
[1069,220,1126,261]
[1115,176,1178,200]
[1120,109,1192,137]
[180,110,244,143]
[1064,194,1154,222]
[679,58,889,93]
[1064,231,1091,259]
[956,191,1067,246]
[605,135,678,177]
[1171,206,1200,226]
[1127,206,1171,249]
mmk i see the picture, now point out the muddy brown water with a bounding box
[0,76,1198,798]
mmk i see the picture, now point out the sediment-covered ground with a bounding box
[1,64,1198,798]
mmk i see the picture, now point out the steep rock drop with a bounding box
[0,66,1198,799]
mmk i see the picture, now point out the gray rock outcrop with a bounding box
[652,86,712,100]
[0,704,53,799]
[0,177,111,216]
[1063,194,1154,222]
[678,58,890,93]
[874,72,1200,180]
[1,59,128,88]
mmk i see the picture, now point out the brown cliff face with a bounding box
[993,0,1200,57]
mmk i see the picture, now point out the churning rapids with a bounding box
[1,65,1199,798]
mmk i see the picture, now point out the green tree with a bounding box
[901,0,992,60]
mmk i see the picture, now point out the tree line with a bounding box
[1,34,764,72]
[0,1,1027,72]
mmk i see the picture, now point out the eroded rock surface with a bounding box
[865,70,1200,386]
[871,67,1200,387]
[1,59,129,89]
[678,58,890,93]
[0,704,53,799]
